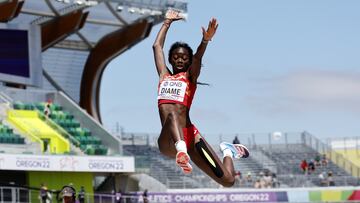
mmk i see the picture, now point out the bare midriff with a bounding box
[158,103,192,128]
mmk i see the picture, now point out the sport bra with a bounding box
[157,72,196,108]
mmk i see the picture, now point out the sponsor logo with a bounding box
[88,160,124,170]
[235,146,246,156]
[60,157,79,171]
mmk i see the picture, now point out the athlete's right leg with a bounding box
[157,112,192,173]
[157,112,182,158]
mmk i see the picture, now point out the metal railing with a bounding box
[0,186,147,203]
[120,131,360,177]
[6,109,45,152]
[303,131,360,178]
[0,186,30,203]
[56,91,122,155]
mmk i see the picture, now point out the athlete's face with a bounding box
[170,47,191,73]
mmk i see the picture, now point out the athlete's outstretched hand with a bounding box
[202,18,218,41]
[165,9,184,21]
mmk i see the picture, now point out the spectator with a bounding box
[115,189,122,203]
[43,100,52,118]
[39,183,50,203]
[232,136,240,144]
[234,170,242,186]
[235,170,242,178]
[254,179,261,188]
[272,173,280,188]
[143,189,149,203]
[258,171,267,188]
[327,171,335,186]
[300,159,308,174]
[246,171,253,183]
[60,185,76,203]
[308,159,315,174]
[263,170,273,188]
[321,154,328,167]
[78,186,85,203]
[314,154,321,167]
[319,172,328,187]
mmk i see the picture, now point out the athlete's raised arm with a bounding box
[190,18,218,83]
[153,10,183,77]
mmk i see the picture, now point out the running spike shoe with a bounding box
[176,151,193,174]
[220,142,250,159]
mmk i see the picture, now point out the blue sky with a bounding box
[100,1,360,144]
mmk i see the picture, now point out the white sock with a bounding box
[175,140,187,152]
[223,148,233,159]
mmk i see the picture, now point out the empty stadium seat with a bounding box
[0,123,25,144]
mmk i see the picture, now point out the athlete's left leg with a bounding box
[188,133,249,187]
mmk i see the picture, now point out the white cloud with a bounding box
[247,70,360,113]
[281,70,360,103]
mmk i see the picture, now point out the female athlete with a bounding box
[153,10,250,187]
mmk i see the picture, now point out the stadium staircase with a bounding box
[0,97,42,154]
[123,144,270,189]
[8,109,71,154]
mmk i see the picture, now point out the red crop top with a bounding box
[157,72,197,108]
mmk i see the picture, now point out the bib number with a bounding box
[158,81,187,102]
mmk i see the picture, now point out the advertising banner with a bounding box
[0,153,134,172]
[136,191,288,203]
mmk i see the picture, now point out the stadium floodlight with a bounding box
[128,7,136,13]
[75,0,98,6]
[55,0,98,6]
[150,10,162,16]
[115,0,187,17]
[116,5,124,12]
[55,0,71,3]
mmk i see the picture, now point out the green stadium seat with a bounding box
[6,128,13,134]
[24,104,34,110]
[35,102,45,111]
[19,102,106,155]
[86,146,96,155]
[13,102,25,110]
[79,144,87,151]
[63,111,74,119]
[4,136,11,143]
[17,137,23,144]
[0,123,25,145]
[83,128,91,136]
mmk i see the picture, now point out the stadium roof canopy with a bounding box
[0,0,187,122]
[4,0,187,49]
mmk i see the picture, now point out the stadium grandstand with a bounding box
[0,0,187,202]
[1,0,360,203]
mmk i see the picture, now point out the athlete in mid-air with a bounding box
[153,10,250,187]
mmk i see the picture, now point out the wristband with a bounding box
[202,39,209,44]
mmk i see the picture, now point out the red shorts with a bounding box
[182,124,200,149]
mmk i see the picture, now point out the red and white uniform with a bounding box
[157,72,196,108]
